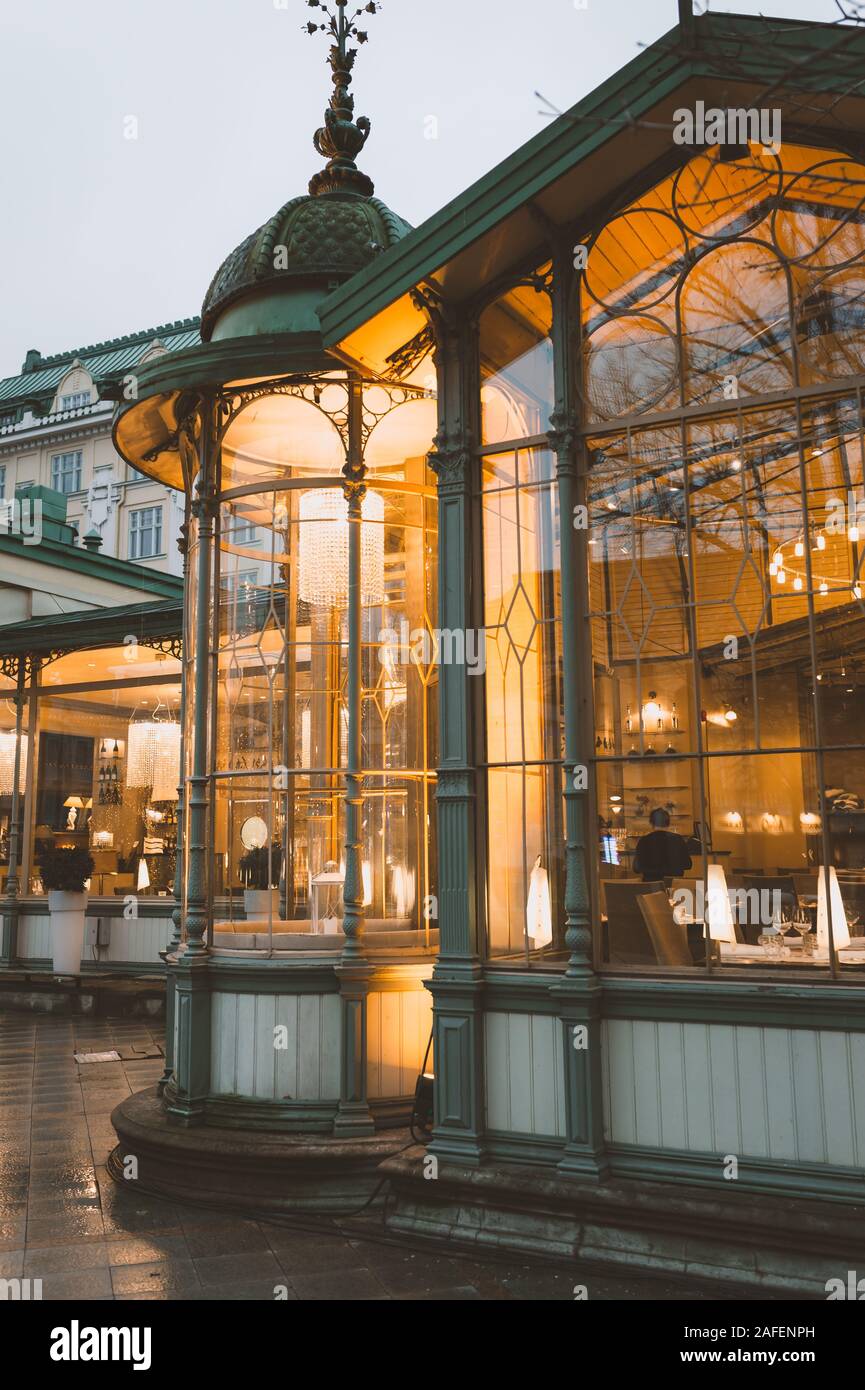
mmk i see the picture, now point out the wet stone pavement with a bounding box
[0,1011,748,1302]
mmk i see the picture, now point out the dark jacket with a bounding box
[633,828,692,881]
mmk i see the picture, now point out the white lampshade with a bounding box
[0,729,27,795]
[817,866,851,952]
[705,863,736,945]
[137,856,150,891]
[526,856,553,947]
[297,489,385,607]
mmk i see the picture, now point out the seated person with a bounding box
[633,807,692,882]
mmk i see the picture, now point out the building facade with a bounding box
[0,321,200,612]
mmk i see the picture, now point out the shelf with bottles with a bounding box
[623,695,687,739]
[96,738,124,806]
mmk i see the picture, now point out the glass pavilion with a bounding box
[110,7,865,1271]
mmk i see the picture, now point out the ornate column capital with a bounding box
[428,429,473,491]
[547,409,579,462]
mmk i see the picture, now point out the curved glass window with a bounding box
[193,373,438,955]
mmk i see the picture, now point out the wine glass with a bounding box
[791,906,812,951]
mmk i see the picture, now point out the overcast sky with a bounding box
[0,0,842,377]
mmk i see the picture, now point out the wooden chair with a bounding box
[638,892,693,966]
[604,879,664,964]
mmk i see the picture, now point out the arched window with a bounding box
[52,364,95,415]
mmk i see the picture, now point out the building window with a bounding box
[0,465,6,497]
[51,451,82,494]
[60,391,91,411]
[579,140,865,976]
[129,505,163,559]
[481,446,563,960]
[208,386,439,946]
[27,645,182,898]
[233,519,259,545]
[480,272,554,446]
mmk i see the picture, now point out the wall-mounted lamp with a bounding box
[641,691,663,729]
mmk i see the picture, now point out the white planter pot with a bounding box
[48,890,87,975]
[244,888,279,920]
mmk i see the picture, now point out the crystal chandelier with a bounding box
[297,488,385,607]
[126,718,181,800]
[0,730,27,795]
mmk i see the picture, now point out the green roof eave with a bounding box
[0,532,184,601]
[319,11,865,353]
[111,331,337,489]
[0,598,182,658]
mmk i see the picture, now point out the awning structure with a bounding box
[0,599,182,678]
[318,12,865,378]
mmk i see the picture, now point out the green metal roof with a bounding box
[0,598,182,657]
[319,11,865,357]
[0,318,201,413]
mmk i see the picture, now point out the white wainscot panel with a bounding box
[485,1011,566,1138]
[16,910,172,966]
[17,913,51,959]
[602,1019,865,1168]
[366,986,433,1100]
[100,914,172,965]
[211,991,340,1101]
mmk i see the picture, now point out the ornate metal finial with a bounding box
[305,2,380,198]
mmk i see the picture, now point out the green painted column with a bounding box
[0,659,27,966]
[334,379,375,1136]
[158,505,190,1096]
[549,239,608,1180]
[426,310,487,1167]
[165,404,214,1126]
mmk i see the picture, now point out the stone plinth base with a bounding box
[109,1086,410,1214]
[379,1149,865,1297]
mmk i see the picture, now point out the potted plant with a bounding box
[38,846,95,975]
[239,844,281,919]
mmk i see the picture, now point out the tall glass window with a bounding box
[479,272,564,960]
[579,142,865,976]
[27,645,182,898]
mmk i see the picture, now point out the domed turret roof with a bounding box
[200,0,405,342]
[201,192,409,340]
